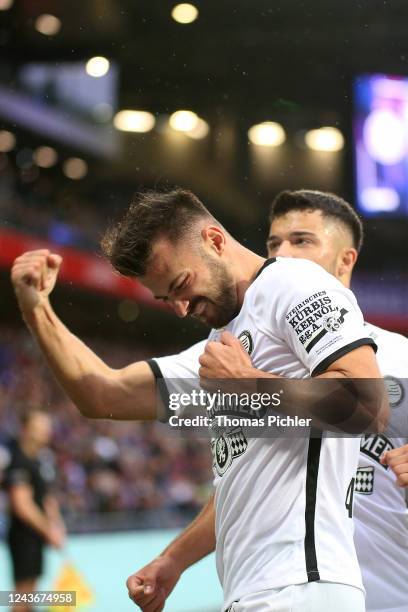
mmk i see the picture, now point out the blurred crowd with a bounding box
[0,326,213,532]
[0,154,106,251]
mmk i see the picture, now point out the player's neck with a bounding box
[231,243,266,305]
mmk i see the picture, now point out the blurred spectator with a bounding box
[3,410,65,612]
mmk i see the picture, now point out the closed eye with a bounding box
[174,274,190,294]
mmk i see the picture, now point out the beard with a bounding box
[188,252,239,328]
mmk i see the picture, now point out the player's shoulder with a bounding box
[250,257,344,302]
[256,256,337,284]
[364,322,408,352]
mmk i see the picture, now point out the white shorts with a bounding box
[224,582,365,612]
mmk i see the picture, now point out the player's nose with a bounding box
[274,241,294,257]
[169,299,189,317]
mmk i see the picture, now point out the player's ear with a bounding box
[339,247,357,277]
[201,226,226,255]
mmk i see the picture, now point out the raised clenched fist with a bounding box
[11,249,63,314]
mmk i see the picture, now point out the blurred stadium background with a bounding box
[0,1,407,610]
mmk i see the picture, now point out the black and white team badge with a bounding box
[354,466,374,495]
[212,429,248,477]
[384,376,405,408]
[238,330,253,355]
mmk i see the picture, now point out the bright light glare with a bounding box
[0,130,15,152]
[35,14,61,36]
[248,122,286,147]
[63,158,88,180]
[34,146,58,168]
[171,3,199,24]
[169,110,199,132]
[305,127,344,152]
[361,187,400,212]
[86,57,110,78]
[363,110,405,165]
[186,118,210,139]
[113,110,156,133]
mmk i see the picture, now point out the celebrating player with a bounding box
[11,189,387,612]
[266,190,408,612]
[129,189,408,612]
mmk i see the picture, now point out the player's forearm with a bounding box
[159,493,216,572]
[257,371,388,433]
[44,495,63,524]
[22,299,116,417]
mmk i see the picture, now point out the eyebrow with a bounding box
[267,230,317,243]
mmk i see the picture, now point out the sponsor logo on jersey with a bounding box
[384,376,405,408]
[212,428,248,477]
[238,330,253,355]
[354,466,374,494]
[285,290,348,352]
[323,313,343,333]
[360,434,394,469]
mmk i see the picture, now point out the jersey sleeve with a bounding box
[147,340,206,421]
[268,259,377,376]
[4,448,31,489]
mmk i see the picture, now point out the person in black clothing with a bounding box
[4,409,65,612]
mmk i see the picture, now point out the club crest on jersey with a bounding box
[354,466,374,495]
[212,429,248,477]
[238,330,253,355]
[384,376,405,408]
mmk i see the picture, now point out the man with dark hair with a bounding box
[266,188,408,612]
[4,410,65,612]
[101,189,217,278]
[268,189,364,253]
[123,189,407,612]
[11,188,387,612]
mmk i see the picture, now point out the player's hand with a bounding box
[381,444,408,487]
[198,331,254,380]
[126,555,182,611]
[46,524,65,549]
[11,249,62,314]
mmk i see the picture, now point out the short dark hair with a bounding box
[101,189,214,277]
[269,190,364,252]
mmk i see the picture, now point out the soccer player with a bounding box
[131,190,408,612]
[266,190,408,612]
[11,189,387,612]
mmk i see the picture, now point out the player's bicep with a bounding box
[316,344,381,379]
[103,360,158,420]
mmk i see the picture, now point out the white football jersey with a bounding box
[354,322,408,612]
[149,257,376,610]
